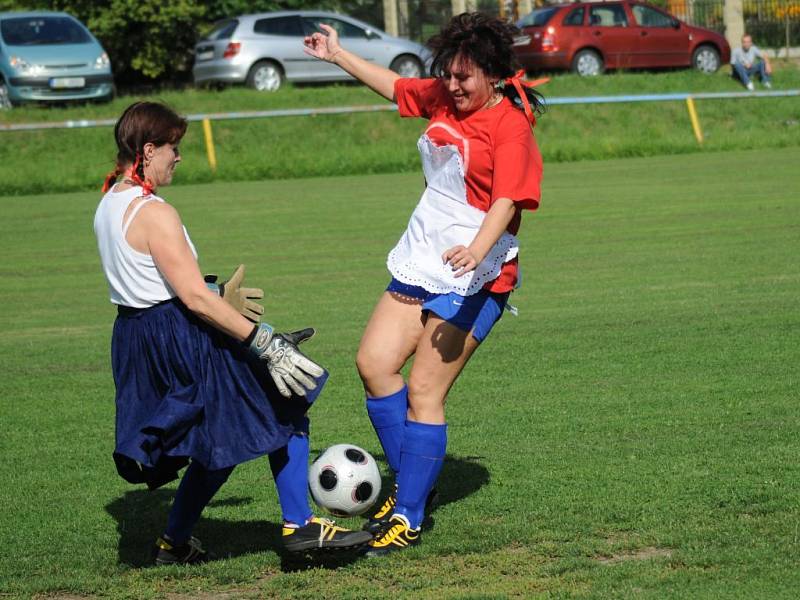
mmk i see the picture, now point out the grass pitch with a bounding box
[1,148,799,598]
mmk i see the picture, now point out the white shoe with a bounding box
[746,82,755,91]
[764,81,772,89]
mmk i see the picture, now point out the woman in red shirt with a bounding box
[304,13,543,556]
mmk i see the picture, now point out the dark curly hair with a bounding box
[428,12,544,117]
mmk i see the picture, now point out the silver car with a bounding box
[192,11,431,92]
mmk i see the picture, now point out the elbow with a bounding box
[182,289,213,318]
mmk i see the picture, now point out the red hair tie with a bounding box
[101,166,120,193]
[127,153,154,197]
[503,70,549,127]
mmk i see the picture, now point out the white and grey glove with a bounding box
[247,324,325,398]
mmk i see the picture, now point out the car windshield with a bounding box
[517,7,559,28]
[0,16,91,46]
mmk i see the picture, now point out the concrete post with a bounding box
[397,0,410,38]
[465,0,478,12]
[723,0,744,50]
[452,0,466,16]
[383,0,399,37]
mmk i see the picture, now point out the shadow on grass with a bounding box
[371,452,490,532]
[105,455,489,571]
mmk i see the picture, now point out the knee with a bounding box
[407,373,445,421]
[356,345,392,384]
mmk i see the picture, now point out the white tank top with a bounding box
[94,185,197,308]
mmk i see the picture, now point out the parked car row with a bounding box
[1,2,732,108]
[0,9,430,107]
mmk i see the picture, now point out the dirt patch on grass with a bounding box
[595,546,673,565]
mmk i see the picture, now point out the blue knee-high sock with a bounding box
[165,461,234,544]
[269,418,313,525]
[394,421,447,530]
[366,385,408,476]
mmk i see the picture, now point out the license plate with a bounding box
[197,51,214,61]
[49,77,85,89]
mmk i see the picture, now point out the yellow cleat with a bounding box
[363,514,421,557]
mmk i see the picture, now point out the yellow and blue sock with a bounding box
[366,385,408,475]
[394,420,447,530]
[165,461,234,544]
[269,418,313,526]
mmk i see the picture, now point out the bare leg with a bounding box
[357,291,427,398]
[407,314,481,424]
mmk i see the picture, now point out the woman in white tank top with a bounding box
[94,102,371,565]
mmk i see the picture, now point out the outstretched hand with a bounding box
[303,24,342,62]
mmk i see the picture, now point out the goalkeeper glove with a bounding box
[246,325,325,398]
[205,264,264,323]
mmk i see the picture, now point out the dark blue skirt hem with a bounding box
[111,298,326,477]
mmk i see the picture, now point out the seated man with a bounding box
[731,34,772,90]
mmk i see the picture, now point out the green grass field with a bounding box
[1,65,799,195]
[1,147,799,598]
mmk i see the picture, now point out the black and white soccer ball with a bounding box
[308,444,381,517]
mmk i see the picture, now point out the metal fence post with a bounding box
[202,118,217,172]
[686,96,704,144]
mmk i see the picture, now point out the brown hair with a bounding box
[102,101,187,193]
[428,13,544,116]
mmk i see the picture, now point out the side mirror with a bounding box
[365,29,381,40]
[672,19,680,29]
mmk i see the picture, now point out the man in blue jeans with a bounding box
[731,34,772,91]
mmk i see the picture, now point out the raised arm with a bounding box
[303,24,399,101]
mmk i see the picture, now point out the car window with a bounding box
[0,16,92,46]
[631,5,673,27]
[302,17,367,39]
[254,16,303,36]
[589,5,629,27]
[205,19,238,41]
[517,7,559,28]
[563,7,585,27]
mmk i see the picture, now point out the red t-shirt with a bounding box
[394,77,542,293]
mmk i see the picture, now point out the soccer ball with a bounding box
[308,444,381,517]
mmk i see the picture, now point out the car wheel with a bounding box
[247,60,283,92]
[692,45,720,74]
[0,79,13,110]
[390,55,423,78]
[572,49,604,76]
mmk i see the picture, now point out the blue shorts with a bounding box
[386,278,509,342]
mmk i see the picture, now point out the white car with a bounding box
[193,11,432,92]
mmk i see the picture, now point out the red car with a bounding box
[513,1,731,76]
